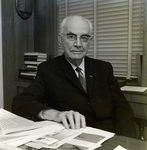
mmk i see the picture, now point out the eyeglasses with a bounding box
[60,33,92,43]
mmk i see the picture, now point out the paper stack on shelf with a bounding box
[0,109,115,150]
[19,52,47,80]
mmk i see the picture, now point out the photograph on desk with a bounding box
[25,127,114,150]
[54,132,105,150]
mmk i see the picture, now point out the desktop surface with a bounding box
[97,135,147,150]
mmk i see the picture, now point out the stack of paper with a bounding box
[0,108,115,150]
[121,85,147,92]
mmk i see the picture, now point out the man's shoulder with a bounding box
[85,56,111,66]
[38,55,63,69]
[85,56,113,76]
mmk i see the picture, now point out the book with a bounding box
[20,72,37,77]
[24,61,43,65]
[24,52,47,63]
[18,68,37,80]
[19,75,35,80]
[19,68,37,72]
[24,55,47,59]
[25,65,38,69]
[24,57,47,62]
[24,52,47,56]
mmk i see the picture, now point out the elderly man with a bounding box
[12,15,136,138]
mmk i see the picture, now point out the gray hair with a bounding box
[60,15,93,34]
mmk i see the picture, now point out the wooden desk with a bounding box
[123,90,147,140]
[123,90,147,119]
[98,135,147,150]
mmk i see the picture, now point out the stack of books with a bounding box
[19,52,47,80]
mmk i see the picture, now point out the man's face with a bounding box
[61,18,92,63]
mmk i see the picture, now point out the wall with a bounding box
[2,0,57,111]
[34,0,58,58]
[0,0,3,108]
[2,0,34,111]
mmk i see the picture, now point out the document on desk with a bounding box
[0,108,60,135]
[0,108,65,147]
[25,128,84,149]
[63,127,114,150]
[121,86,147,92]
[26,127,115,150]
[0,142,22,150]
[0,109,115,150]
[1,124,64,147]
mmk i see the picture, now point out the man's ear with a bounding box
[89,37,93,45]
[58,35,63,47]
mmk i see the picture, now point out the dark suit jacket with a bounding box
[12,54,136,138]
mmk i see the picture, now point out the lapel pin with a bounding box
[89,75,93,77]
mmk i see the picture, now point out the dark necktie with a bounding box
[75,67,86,92]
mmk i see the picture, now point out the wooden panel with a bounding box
[0,0,3,108]
[15,80,31,94]
[124,92,147,119]
[124,93,147,105]
[129,103,147,119]
[2,0,57,111]
[124,92,147,140]
[34,0,58,59]
[2,0,34,111]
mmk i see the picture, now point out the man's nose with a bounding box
[74,37,82,47]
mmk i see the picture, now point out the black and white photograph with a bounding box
[0,0,147,150]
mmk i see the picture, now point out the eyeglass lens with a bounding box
[66,33,91,43]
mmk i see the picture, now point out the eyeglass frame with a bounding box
[60,32,92,44]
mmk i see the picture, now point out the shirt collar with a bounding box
[65,57,85,72]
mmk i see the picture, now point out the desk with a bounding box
[123,90,147,140]
[123,90,147,119]
[98,135,147,150]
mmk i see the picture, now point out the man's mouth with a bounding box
[71,50,83,53]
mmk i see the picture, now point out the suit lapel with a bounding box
[60,55,86,93]
[85,57,95,96]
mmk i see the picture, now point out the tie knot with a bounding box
[75,67,82,73]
